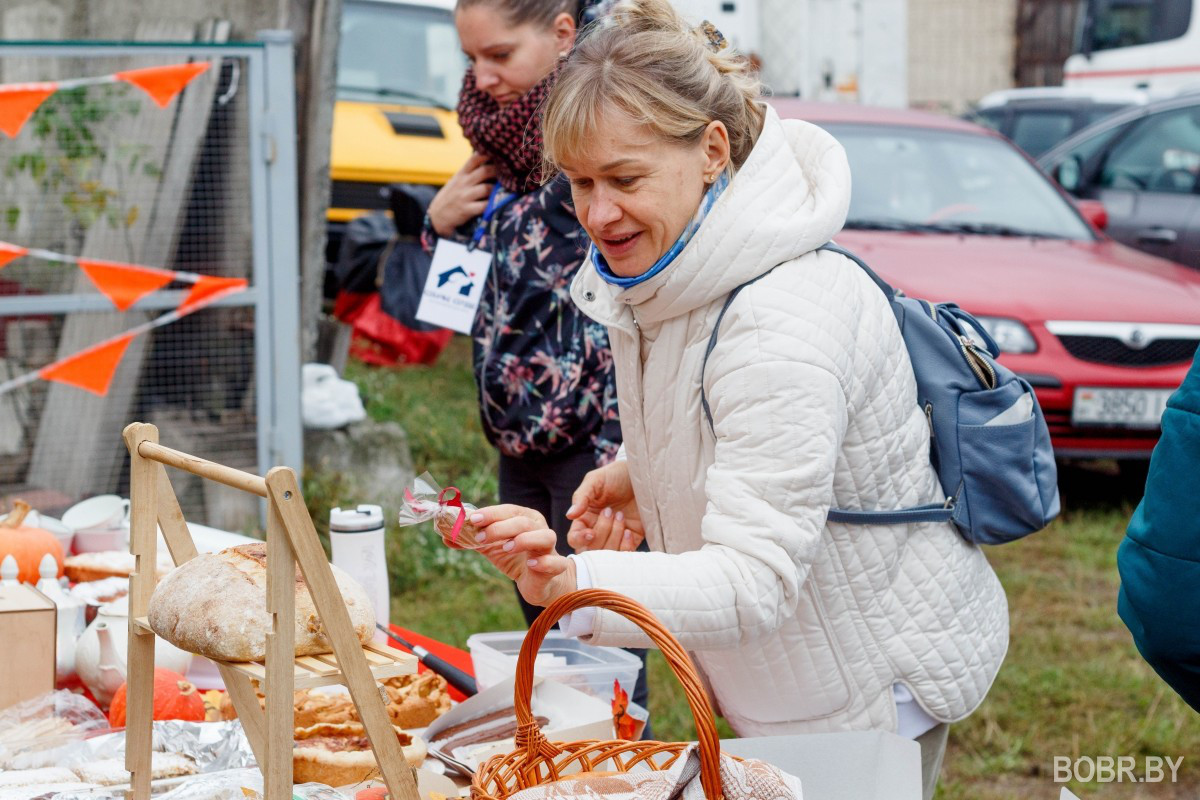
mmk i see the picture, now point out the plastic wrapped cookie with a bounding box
[398,472,485,549]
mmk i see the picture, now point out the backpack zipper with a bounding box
[925,402,935,438]
[958,335,996,389]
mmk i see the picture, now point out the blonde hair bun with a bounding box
[543,0,764,174]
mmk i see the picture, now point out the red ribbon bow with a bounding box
[438,487,466,544]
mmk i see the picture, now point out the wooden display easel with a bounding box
[122,422,421,800]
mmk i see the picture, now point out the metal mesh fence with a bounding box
[0,50,268,531]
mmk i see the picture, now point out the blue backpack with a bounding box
[701,242,1060,545]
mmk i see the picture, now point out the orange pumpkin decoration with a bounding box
[0,500,64,584]
[108,668,207,727]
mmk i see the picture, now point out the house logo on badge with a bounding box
[437,265,476,297]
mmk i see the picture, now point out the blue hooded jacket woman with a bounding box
[1118,350,1200,712]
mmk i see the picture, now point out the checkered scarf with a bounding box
[456,64,559,194]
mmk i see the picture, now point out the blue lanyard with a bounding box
[471,184,515,248]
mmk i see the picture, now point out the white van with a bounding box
[1065,0,1200,93]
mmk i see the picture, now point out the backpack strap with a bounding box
[700,242,954,526]
[818,242,896,301]
[701,242,881,433]
[700,271,772,432]
[826,503,953,525]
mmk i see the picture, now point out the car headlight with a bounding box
[973,316,1038,354]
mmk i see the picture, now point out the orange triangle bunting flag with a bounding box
[39,332,136,396]
[0,83,57,138]
[115,62,211,108]
[0,242,29,270]
[178,276,247,315]
[79,259,176,312]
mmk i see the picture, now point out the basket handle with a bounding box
[513,588,723,800]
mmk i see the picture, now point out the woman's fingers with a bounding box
[567,468,607,519]
[619,521,644,552]
[590,506,615,548]
[566,519,594,551]
[499,528,558,557]
[462,199,490,218]
[471,505,547,543]
[524,552,570,576]
[470,504,545,528]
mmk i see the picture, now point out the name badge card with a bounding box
[416,240,491,334]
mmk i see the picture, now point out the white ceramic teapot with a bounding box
[74,595,192,704]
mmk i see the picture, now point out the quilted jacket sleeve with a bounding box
[577,266,857,650]
[1118,352,1200,712]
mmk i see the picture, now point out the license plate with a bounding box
[1072,387,1172,428]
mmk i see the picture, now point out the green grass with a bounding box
[307,338,1199,798]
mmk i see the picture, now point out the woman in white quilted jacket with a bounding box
[466,1,1009,795]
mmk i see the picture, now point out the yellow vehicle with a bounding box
[329,0,471,257]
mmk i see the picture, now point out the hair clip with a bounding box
[698,20,727,53]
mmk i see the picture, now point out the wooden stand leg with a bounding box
[264,497,296,800]
[265,468,420,800]
[221,667,269,767]
[122,423,160,800]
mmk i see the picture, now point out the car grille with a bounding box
[1057,335,1199,367]
[330,180,391,212]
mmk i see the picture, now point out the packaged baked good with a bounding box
[0,690,109,769]
[148,543,375,662]
[66,576,129,605]
[220,676,452,731]
[398,472,484,549]
[382,671,453,729]
[0,767,78,788]
[428,706,549,758]
[64,550,175,583]
[73,752,198,785]
[292,722,426,785]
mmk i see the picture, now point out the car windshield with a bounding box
[337,1,465,110]
[824,123,1095,241]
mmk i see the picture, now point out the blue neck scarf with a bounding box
[592,171,730,288]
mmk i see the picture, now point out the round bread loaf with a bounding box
[147,543,375,662]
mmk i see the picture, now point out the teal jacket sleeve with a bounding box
[1117,349,1200,712]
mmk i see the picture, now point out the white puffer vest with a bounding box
[568,105,1009,736]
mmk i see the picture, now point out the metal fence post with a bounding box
[258,30,303,476]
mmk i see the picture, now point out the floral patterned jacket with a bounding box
[422,175,621,462]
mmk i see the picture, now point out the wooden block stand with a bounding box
[122,422,421,800]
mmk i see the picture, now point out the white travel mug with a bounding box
[329,505,389,640]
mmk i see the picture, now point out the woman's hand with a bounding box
[469,504,576,608]
[428,153,497,237]
[566,460,645,553]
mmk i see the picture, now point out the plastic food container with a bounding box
[467,631,642,699]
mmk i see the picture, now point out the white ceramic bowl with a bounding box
[72,527,128,553]
[28,512,74,555]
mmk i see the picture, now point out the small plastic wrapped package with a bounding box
[398,472,485,549]
[0,690,110,769]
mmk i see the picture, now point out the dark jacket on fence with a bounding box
[1117,349,1200,712]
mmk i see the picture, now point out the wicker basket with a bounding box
[471,589,727,800]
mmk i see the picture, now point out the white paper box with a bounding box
[425,677,613,776]
[720,731,921,800]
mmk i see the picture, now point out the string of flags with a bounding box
[0,241,247,313]
[0,61,211,138]
[0,240,248,397]
[0,61,243,398]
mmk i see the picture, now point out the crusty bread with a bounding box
[147,543,375,662]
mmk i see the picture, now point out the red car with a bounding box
[768,99,1200,469]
